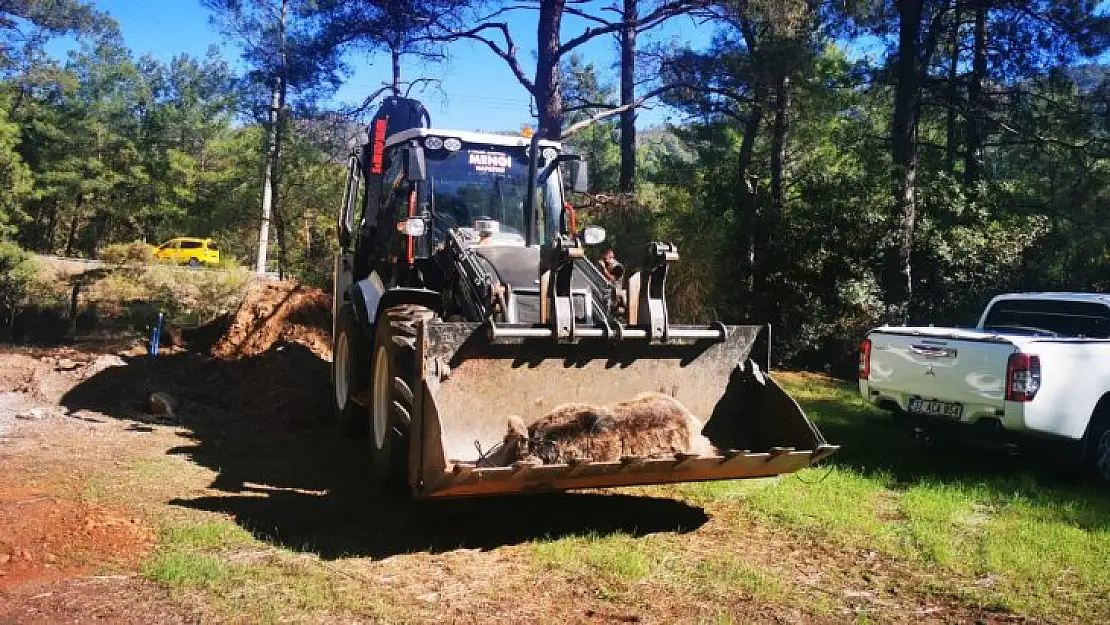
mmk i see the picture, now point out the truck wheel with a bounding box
[1083,412,1110,487]
[331,305,369,435]
[370,304,437,494]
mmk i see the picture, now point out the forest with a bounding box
[2,0,1108,374]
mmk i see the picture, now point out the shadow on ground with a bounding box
[805,395,1087,485]
[59,341,708,560]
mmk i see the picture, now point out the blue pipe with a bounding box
[149,312,163,356]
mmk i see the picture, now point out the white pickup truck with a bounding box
[858,292,1110,484]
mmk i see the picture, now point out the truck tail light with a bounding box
[1005,353,1041,402]
[859,338,872,380]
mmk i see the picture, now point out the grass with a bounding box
[518,371,1110,622]
[689,558,783,602]
[116,370,1110,623]
[140,518,389,622]
[532,532,652,583]
[744,372,1110,621]
[143,550,231,588]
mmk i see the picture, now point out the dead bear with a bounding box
[501,392,718,465]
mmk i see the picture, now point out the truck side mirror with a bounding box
[569,160,588,193]
[406,146,426,182]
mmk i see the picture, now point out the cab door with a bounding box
[333,153,363,335]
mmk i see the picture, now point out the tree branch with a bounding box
[433,21,534,93]
[562,0,708,55]
[562,5,615,27]
[561,85,673,138]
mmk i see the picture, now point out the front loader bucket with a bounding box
[407,321,838,498]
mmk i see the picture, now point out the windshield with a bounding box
[423,144,562,244]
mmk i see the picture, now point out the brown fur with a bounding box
[501,392,719,465]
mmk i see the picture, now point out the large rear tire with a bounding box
[331,305,369,435]
[370,304,437,494]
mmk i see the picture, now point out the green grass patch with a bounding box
[142,520,256,589]
[532,532,651,583]
[745,466,897,549]
[691,558,782,602]
[141,518,391,622]
[143,550,231,588]
[724,373,1110,621]
[159,520,256,551]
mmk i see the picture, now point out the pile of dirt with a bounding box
[209,280,332,360]
[0,487,154,586]
[58,280,336,431]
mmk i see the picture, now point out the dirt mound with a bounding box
[210,280,332,360]
[0,487,154,587]
[61,281,335,431]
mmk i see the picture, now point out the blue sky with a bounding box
[47,0,723,132]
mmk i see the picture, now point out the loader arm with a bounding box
[441,228,499,321]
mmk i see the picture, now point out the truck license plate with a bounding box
[908,398,962,419]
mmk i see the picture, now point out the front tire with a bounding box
[331,305,369,435]
[369,304,437,494]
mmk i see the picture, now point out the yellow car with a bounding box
[154,237,220,266]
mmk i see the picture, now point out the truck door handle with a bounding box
[910,344,957,358]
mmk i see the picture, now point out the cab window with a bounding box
[180,241,203,250]
[386,148,413,224]
[207,242,219,251]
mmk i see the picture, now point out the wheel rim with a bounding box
[1096,429,1110,481]
[333,332,349,410]
[372,345,389,451]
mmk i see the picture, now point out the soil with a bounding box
[0,486,153,586]
[207,280,331,360]
[0,280,331,622]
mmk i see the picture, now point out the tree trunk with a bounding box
[737,86,765,309]
[535,0,566,140]
[945,0,962,173]
[275,202,287,281]
[391,45,402,96]
[86,210,108,258]
[965,0,987,185]
[45,202,58,254]
[618,0,637,192]
[255,0,287,275]
[890,0,924,324]
[64,197,82,258]
[771,75,790,211]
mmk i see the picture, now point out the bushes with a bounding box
[89,263,252,328]
[0,239,37,335]
[100,240,157,265]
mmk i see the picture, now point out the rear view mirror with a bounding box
[406,146,426,182]
[569,160,588,193]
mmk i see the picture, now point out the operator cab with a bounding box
[336,95,599,334]
[382,127,573,250]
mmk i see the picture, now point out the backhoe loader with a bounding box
[330,96,838,498]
